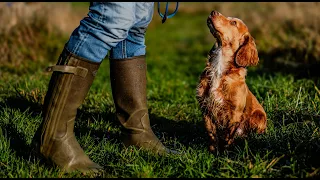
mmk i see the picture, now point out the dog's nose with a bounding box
[210,10,220,16]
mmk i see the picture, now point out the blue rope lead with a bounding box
[157,2,179,24]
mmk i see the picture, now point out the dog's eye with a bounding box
[230,21,237,26]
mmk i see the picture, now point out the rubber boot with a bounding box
[34,48,103,173]
[109,55,178,155]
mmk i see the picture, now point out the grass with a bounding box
[0,2,320,178]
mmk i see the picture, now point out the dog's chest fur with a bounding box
[198,48,247,122]
[208,49,225,102]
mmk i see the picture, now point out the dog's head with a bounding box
[207,11,259,67]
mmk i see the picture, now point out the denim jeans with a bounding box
[65,2,154,63]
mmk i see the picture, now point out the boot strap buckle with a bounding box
[46,65,88,77]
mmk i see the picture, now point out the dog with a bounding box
[196,10,267,152]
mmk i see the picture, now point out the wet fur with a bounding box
[196,11,267,152]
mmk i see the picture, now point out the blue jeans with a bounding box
[65,2,154,63]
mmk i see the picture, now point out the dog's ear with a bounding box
[235,32,259,67]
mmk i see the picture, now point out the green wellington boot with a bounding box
[109,56,178,155]
[34,48,103,173]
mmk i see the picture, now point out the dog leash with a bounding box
[157,2,179,24]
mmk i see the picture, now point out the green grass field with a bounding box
[0,2,319,178]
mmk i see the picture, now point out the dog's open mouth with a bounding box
[207,17,222,47]
[207,16,222,61]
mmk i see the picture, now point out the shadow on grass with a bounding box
[231,129,320,175]
[73,108,210,150]
[0,95,119,166]
[149,114,209,149]
[0,94,209,161]
[74,108,121,144]
[1,93,320,175]
[271,109,320,128]
[228,109,320,174]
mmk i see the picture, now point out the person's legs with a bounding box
[34,2,139,173]
[109,2,177,154]
[67,2,137,63]
[109,2,154,59]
